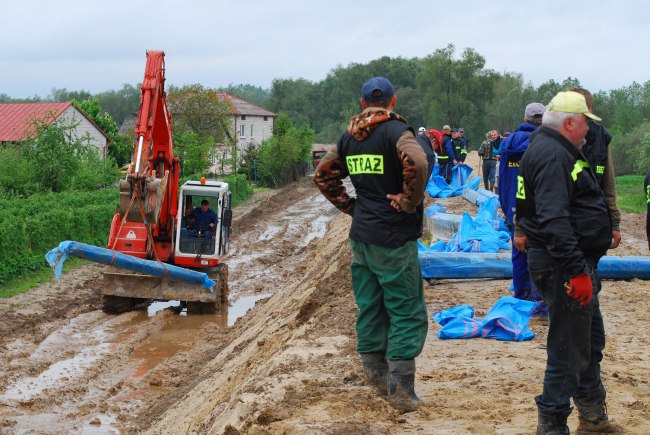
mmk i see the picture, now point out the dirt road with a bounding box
[1,154,648,434]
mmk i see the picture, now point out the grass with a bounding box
[0,257,90,299]
[616,175,647,213]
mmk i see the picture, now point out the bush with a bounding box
[0,189,119,287]
[224,174,253,206]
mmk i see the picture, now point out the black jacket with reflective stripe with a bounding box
[516,126,611,276]
[582,121,611,187]
[337,119,422,248]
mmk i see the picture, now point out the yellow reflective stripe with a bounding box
[461,150,468,154]
[346,154,384,175]
[438,155,450,160]
[646,185,650,203]
[577,160,589,168]
[571,162,584,181]
[516,175,526,200]
[596,165,604,174]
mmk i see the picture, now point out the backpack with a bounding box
[428,129,443,154]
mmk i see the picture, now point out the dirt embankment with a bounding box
[144,153,650,434]
[0,159,648,434]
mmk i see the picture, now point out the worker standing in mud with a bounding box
[314,77,429,412]
[516,91,621,434]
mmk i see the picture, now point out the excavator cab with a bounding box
[174,180,231,268]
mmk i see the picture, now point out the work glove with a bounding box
[565,268,593,306]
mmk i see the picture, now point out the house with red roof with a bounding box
[0,102,111,156]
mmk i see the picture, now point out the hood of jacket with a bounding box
[501,122,538,160]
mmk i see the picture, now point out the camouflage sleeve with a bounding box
[396,130,427,213]
[313,148,355,216]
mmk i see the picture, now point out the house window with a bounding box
[239,124,245,138]
[240,115,246,120]
[250,125,254,138]
[264,116,268,121]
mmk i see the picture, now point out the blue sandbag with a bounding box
[425,175,453,198]
[433,296,536,341]
[597,256,650,280]
[419,250,650,280]
[419,251,514,278]
[462,187,490,206]
[45,240,215,289]
[425,203,446,216]
[432,305,474,326]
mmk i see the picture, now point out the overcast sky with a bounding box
[1,0,648,99]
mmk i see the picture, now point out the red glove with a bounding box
[565,273,593,306]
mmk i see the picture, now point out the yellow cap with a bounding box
[547,91,602,121]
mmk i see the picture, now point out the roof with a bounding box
[216,92,277,118]
[0,102,110,143]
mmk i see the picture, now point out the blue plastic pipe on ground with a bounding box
[45,240,215,289]
[419,251,650,280]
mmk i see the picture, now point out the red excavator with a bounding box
[103,50,231,313]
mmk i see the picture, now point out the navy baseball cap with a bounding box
[361,77,394,103]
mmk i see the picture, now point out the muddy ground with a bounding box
[0,152,648,434]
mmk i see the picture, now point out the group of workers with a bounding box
[414,125,469,184]
[313,75,641,434]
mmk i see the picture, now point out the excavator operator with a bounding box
[188,200,217,239]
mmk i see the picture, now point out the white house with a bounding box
[212,92,277,171]
[0,102,110,156]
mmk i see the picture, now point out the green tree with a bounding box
[96,83,142,126]
[167,84,233,144]
[50,87,92,102]
[174,130,213,176]
[257,114,314,187]
[417,44,497,143]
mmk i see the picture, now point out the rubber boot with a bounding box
[359,352,388,395]
[575,401,622,433]
[387,359,422,413]
[536,409,571,435]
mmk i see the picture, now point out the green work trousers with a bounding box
[350,239,428,360]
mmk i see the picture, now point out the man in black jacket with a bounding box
[516,91,620,434]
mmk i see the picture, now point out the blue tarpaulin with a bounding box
[426,164,474,198]
[433,296,536,341]
[45,241,215,289]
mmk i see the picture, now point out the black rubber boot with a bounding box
[359,352,388,395]
[387,359,422,413]
[536,409,571,435]
[575,401,622,433]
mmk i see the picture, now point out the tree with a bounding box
[173,131,213,176]
[96,84,141,126]
[257,113,314,187]
[50,87,92,102]
[167,84,233,144]
[417,44,498,143]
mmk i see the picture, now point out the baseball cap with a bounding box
[546,91,602,121]
[457,127,464,132]
[442,125,451,132]
[524,102,546,120]
[361,77,394,103]
[418,127,426,133]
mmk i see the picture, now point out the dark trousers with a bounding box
[438,161,453,185]
[527,248,606,414]
[482,159,497,190]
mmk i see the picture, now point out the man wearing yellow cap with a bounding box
[515,91,621,434]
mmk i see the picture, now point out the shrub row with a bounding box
[0,189,119,287]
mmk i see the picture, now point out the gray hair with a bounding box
[542,110,581,130]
